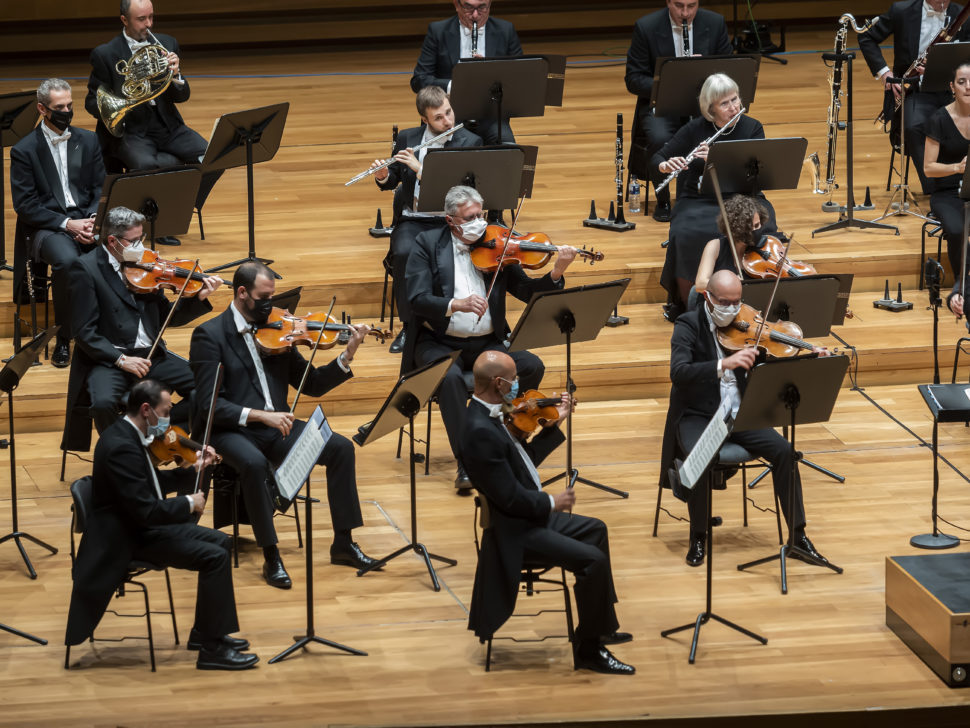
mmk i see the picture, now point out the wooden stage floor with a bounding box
[1,29,970,727]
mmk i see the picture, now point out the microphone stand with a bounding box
[925,258,944,385]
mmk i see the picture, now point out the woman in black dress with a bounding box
[925,62,970,275]
[652,73,776,318]
[693,195,767,295]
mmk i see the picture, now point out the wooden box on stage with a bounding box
[886,553,970,687]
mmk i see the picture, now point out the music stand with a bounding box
[353,353,459,591]
[0,621,46,645]
[734,355,848,594]
[0,92,37,274]
[507,280,631,498]
[871,74,929,223]
[0,326,59,579]
[651,56,760,117]
[94,166,201,251]
[418,146,533,211]
[698,137,808,196]
[920,42,970,92]
[201,103,289,277]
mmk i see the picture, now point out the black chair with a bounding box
[919,214,943,290]
[626,101,650,211]
[472,495,575,672]
[395,370,476,475]
[379,248,397,335]
[65,476,178,672]
[11,218,52,358]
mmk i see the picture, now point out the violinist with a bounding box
[405,185,577,493]
[659,270,830,567]
[694,194,766,299]
[189,261,377,590]
[68,206,219,434]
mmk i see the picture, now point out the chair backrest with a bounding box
[69,476,94,535]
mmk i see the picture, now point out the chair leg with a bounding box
[196,208,205,240]
[560,567,575,643]
[887,146,896,192]
[396,426,404,459]
[920,226,927,290]
[64,644,70,670]
[131,580,156,672]
[389,276,396,334]
[60,450,67,482]
[380,269,389,324]
[742,463,749,527]
[485,638,492,672]
[164,568,178,644]
[774,490,783,545]
[424,400,432,476]
[652,483,663,537]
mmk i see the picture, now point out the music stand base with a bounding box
[582,218,635,232]
[542,469,629,499]
[605,314,629,327]
[0,531,58,579]
[661,611,767,664]
[800,457,846,483]
[910,532,960,549]
[0,622,46,645]
[737,544,843,595]
[357,542,456,592]
[205,254,280,279]
[812,215,898,236]
[269,633,367,664]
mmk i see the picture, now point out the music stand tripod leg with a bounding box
[0,622,46,645]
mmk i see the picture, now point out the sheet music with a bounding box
[274,406,331,502]
[678,398,732,491]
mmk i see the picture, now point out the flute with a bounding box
[344,123,464,186]
[655,107,745,193]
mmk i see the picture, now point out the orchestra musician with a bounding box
[405,185,576,492]
[924,62,970,274]
[653,73,776,321]
[371,86,483,354]
[625,0,732,221]
[67,206,218,435]
[411,0,522,145]
[65,379,258,671]
[694,194,767,295]
[659,270,830,567]
[188,261,378,590]
[9,78,106,368]
[859,0,970,194]
[462,350,635,675]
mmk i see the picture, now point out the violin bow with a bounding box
[752,234,796,350]
[291,296,337,415]
[479,196,526,322]
[709,166,743,277]
[961,205,969,327]
[147,258,200,361]
[193,362,223,495]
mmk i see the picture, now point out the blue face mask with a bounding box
[148,407,170,440]
[499,377,519,404]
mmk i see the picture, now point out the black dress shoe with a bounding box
[187,629,250,652]
[574,646,635,675]
[789,535,829,565]
[601,631,633,646]
[51,342,71,368]
[196,643,259,671]
[389,328,406,354]
[652,199,671,223]
[330,541,380,570]
[686,536,705,567]
[156,236,181,246]
[262,557,292,589]
[455,464,473,494]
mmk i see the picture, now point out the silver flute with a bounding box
[655,107,745,193]
[344,123,464,186]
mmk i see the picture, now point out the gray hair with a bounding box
[444,185,484,216]
[103,206,146,241]
[698,73,740,122]
[36,79,71,107]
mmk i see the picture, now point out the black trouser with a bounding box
[523,511,619,643]
[414,331,544,460]
[903,90,948,195]
[211,421,363,548]
[929,190,966,274]
[678,416,807,539]
[391,217,447,321]
[135,522,238,640]
[639,111,685,201]
[87,350,195,433]
[35,231,83,345]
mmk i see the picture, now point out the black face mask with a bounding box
[45,107,73,133]
[248,296,274,326]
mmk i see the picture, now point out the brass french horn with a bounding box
[96,29,173,137]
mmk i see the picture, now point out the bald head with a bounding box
[473,350,515,400]
[708,270,742,303]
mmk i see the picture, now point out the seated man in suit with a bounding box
[660,269,829,567]
[411,0,522,144]
[406,184,576,492]
[462,350,634,675]
[10,78,106,368]
[189,261,377,589]
[68,206,219,433]
[625,0,732,221]
[371,86,482,354]
[65,379,258,671]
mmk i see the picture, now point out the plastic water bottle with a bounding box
[628,176,641,214]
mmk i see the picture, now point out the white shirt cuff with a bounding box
[337,352,351,373]
[447,299,454,316]
[716,359,724,379]
[60,218,70,230]
[547,493,555,510]
[239,406,251,427]
[876,66,890,81]
[446,80,452,94]
[184,494,194,513]
[172,77,186,86]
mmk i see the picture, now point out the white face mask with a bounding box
[459,217,487,240]
[119,239,145,263]
[707,296,740,327]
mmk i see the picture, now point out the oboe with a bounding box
[682,20,690,56]
[472,21,479,56]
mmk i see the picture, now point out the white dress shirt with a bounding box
[123,415,193,513]
[409,125,448,215]
[446,234,494,337]
[446,22,487,94]
[670,18,694,57]
[39,122,77,227]
[873,1,946,79]
[104,247,153,351]
[230,301,276,426]
[707,307,742,418]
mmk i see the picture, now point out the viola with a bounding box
[254,307,390,355]
[742,234,817,280]
[123,250,231,296]
[716,303,816,359]
[469,224,605,273]
[148,425,221,467]
[504,389,563,440]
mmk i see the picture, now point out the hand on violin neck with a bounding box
[343,323,371,360]
[194,445,219,471]
[722,348,757,372]
[452,294,488,316]
[551,392,575,425]
[551,246,578,279]
[196,275,223,301]
[950,293,964,317]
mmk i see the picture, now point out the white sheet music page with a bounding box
[678,398,732,490]
[274,406,332,502]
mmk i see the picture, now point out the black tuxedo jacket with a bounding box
[85,32,192,137]
[411,15,523,92]
[625,8,733,101]
[461,398,565,639]
[188,306,352,435]
[65,417,196,645]
[375,124,483,223]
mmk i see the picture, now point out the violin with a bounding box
[716,303,817,359]
[254,307,391,355]
[504,390,563,440]
[148,425,221,467]
[470,224,605,273]
[123,250,231,296]
[742,234,817,280]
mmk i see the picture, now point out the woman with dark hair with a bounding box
[693,195,767,295]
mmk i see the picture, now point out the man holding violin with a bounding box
[405,185,577,492]
[189,261,378,590]
[661,270,830,567]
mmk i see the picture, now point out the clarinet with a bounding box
[682,20,690,56]
[614,113,628,224]
[472,21,479,56]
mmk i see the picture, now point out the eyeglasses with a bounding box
[117,234,146,246]
[458,2,490,13]
[453,212,484,224]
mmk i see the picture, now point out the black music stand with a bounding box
[920,42,970,93]
[353,353,458,591]
[0,326,59,579]
[419,146,534,211]
[698,137,807,196]
[872,73,929,223]
[269,406,367,664]
[735,355,848,594]
[0,91,36,274]
[507,280,631,498]
[93,166,201,251]
[651,56,760,117]
[913,384,968,550]
[201,103,289,277]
